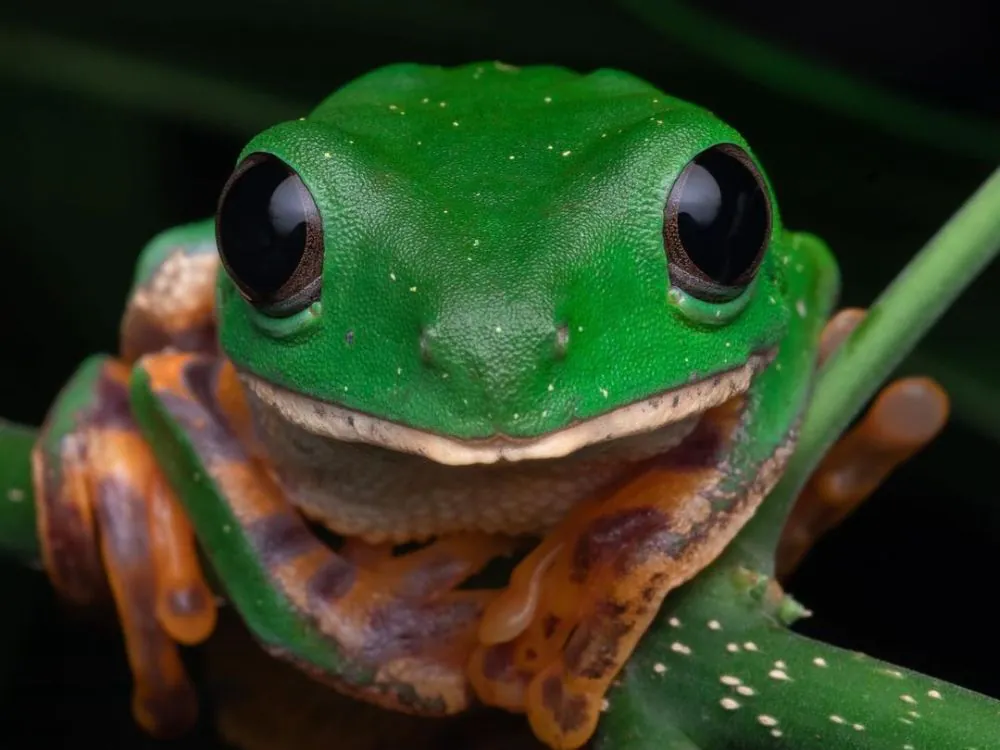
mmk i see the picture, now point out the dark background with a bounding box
[1,1,998,746]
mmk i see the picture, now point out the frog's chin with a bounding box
[237,351,774,467]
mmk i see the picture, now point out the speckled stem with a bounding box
[600,557,1000,749]
[0,420,39,566]
[747,166,1000,570]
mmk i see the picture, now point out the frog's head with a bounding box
[213,63,793,466]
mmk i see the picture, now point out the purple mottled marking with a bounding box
[359,598,481,664]
[246,511,323,566]
[305,556,358,609]
[540,674,588,734]
[90,367,137,430]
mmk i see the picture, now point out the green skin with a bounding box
[31,61,840,737]
[220,62,796,439]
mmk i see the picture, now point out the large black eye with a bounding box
[216,153,323,317]
[663,144,771,303]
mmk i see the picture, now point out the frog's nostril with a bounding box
[554,323,570,359]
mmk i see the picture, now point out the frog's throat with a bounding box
[237,351,774,467]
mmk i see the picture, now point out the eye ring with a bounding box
[663,144,771,304]
[216,152,324,317]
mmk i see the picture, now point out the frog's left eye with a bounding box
[663,144,771,303]
[216,153,323,317]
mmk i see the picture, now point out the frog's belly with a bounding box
[251,404,700,543]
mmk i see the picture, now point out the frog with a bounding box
[28,61,934,750]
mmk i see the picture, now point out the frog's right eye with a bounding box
[216,153,323,317]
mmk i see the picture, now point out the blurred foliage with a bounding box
[0,1,998,747]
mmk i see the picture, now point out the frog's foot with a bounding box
[134,351,520,715]
[777,374,948,578]
[468,396,785,749]
[776,309,950,578]
[33,356,217,737]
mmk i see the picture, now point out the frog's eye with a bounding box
[663,144,771,303]
[216,153,323,317]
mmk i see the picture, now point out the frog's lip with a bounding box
[238,350,774,467]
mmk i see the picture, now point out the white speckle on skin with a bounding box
[388,104,398,110]
[928,690,942,700]
[773,660,787,670]
[508,155,516,160]
[900,718,914,725]
[409,286,417,293]
[561,150,572,157]
[881,668,905,679]
[389,272,396,281]
[577,325,584,332]
[853,723,865,731]
[720,675,742,686]
[544,96,552,103]
[653,663,667,674]
[720,698,740,711]
[547,383,555,392]
[670,642,692,656]
[829,715,845,724]
[904,745,915,750]
[599,387,609,398]
[439,101,447,107]
[768,669,791,682]
[708,620,722,630]
[813,657,828,668]
[737,685,756,696]
[397,367,403,375]
[744,642,759,652]
[323,151,331,158]
[7,488,24,503]
[758,715,778,727]
[726,643,741,653]
[452,121,460,127]
[600,698,609,712]
[495,326,503,333]
[901,694,918,705]
[222,524,232,534]
[669,617,681,628]
[796,300,807,317]
[771,729,783,738]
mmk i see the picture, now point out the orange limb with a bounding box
[468,397,776,749]
[33,358,217,737]
[138,352,519,716]
[776,309,950,579]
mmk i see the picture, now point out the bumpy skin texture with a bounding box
[33,63,850,750]
[219,62,791,439]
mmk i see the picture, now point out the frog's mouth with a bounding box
[237,350,774,467]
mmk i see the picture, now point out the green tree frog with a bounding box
[31,61,844,749]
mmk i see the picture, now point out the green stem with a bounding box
[748,166,1000,560]
[601,562,1000,749]
[0,420,40,566]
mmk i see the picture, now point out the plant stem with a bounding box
[750,166,1000,557]
[0,421,39,566]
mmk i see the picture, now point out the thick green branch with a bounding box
[0,420,39,566]
[600,561,1000,749]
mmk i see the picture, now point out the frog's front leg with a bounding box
[33,356,218,736]
[132,351,516,716]
[33,226,223,735]
[468,397,770,749]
